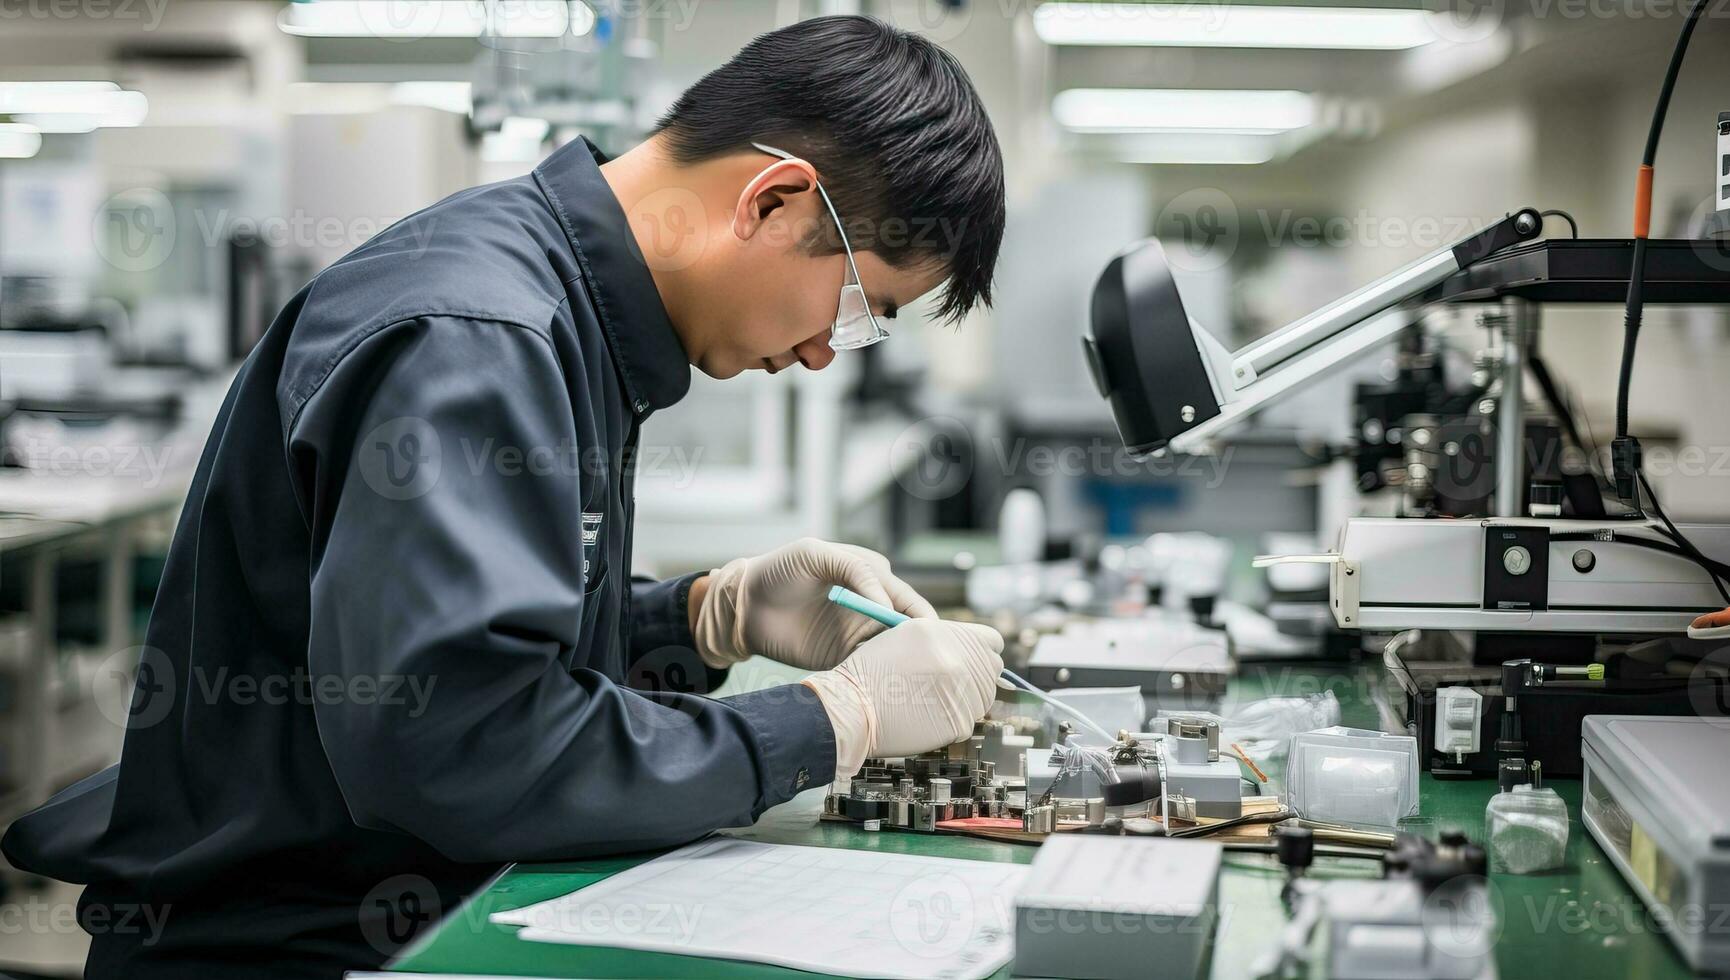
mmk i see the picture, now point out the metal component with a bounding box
[1023,804,1056,834]
[1493,298,1536,517]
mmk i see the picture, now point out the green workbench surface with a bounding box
[387,663,1696,979]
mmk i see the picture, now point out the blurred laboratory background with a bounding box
[1,1,1728,973]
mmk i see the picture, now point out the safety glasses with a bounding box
[751,142,889,351]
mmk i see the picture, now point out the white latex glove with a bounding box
[801,618,1005,779]
[693,537,937,671]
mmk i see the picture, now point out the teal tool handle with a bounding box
[826,585,1016,691]
[826,585,910,627]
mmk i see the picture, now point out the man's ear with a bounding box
[731,157,819,246]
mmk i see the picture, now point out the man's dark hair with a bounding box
[652,15,1005,322]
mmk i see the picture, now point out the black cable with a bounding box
[1527,351,1611,494]
[1638,470,1730,604]
[1169,806,1296,839]
[1221,841,1387,862]
[1539,209,1579,238]
[1615,0,1708,442]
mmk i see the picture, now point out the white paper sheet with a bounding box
[490,836,1025,980]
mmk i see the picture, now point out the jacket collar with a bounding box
[534,137,691,416]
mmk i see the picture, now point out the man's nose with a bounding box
[794,332,837,372]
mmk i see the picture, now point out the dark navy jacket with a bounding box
[2,138,836,979]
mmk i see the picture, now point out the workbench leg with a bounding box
[101,523,136,654]
[19,548,57,812]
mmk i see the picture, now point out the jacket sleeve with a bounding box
[627,574,729,695]
[286,314,835,863]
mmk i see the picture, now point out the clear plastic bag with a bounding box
[1285,726,1420,829]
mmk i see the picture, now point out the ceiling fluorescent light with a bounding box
[1113,133,1280,165]
[0,83,148,131]
[0,124,43,159]
[1054,88,1316,134]
[1035,2,1438,50]
[278,1,577,39]
[390,81,473,115]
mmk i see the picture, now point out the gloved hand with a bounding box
[693,538,937,671]
[800,618,1005,779]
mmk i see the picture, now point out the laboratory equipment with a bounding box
[1083,208,1543,458]
[1284,726,1420,830]
[1485,784,1568,874]
[1013,836,1221,980]
[1582,715,1730,973]
[1261,831,1495,980]
[1025,618,1231,708]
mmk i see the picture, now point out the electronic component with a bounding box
[1158,716,1243,819]
[1582,715,1730,973]
[1014,836,1221,980]
[823,722,1241,836]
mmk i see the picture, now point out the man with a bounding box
[2,15,1007,979]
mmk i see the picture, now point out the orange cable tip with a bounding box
[1634,164,1655,239]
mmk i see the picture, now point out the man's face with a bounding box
[683,153,948,380]
[697,247,944,379]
